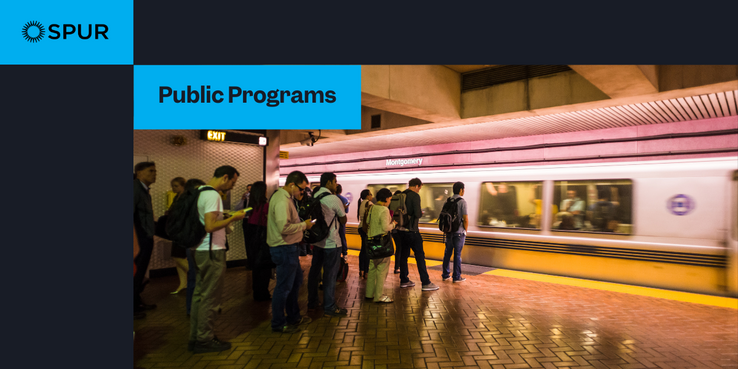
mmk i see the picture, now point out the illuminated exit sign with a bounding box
[199,130,268,146]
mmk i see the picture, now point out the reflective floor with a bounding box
[134,252,738,369]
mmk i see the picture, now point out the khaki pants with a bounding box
[189,249,226,343]
[366,256,391,301]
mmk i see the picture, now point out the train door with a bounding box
[728,170,738,297]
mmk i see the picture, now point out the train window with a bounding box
[552,180,633,235]
[366,183,455,224]
[479,181,543,229]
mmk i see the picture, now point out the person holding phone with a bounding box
[267,171,315,333]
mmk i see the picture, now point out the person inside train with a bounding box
[357,189,373,279]
[560,190,585,229]
[484,182,518,224]
[588,188,621,232]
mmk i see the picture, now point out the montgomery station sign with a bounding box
[385,158,424,167]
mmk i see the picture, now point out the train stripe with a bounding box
[346,226,726,268]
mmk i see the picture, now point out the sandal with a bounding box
[375,295,393,304]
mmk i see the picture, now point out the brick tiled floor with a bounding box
[134,254,738,369]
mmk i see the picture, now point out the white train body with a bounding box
[286,157,738,296]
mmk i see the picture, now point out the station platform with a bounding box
[134,250,738,369]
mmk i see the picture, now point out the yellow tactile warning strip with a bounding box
[345,249,443,266]
[484,268,738,309]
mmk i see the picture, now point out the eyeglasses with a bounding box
[296,185,307,193]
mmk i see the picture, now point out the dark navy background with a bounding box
[2,1,737,368]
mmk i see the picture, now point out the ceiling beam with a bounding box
[569,65,659,98]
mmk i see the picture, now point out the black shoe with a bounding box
[134,311,146,320]
[324,306,348,317]
[194,338,231,353]
[288,316,312,326]
[136,303,157,311]
[307,303,323,312]
[273,325,299,333]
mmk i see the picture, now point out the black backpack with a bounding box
[166,186,218,249]
[301,191,337,244]
[388,192,409,230]
[438,197,462,233]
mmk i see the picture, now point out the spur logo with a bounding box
[21,21,109,43]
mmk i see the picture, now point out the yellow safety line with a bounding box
[483,269,738,309]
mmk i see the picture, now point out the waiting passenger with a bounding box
[189,166,246,353]
[267,171,314,333]
[307,173,348,317]
[183,178,206,317]
[133,161,158,319]
[167,177,188,295]
[357,189,373,279]
[441,182,468,283]
[391,190,402,274]
[365,188,397,303]
[336,184,349,257]
[397,178,439,291]
[242,181,273,301]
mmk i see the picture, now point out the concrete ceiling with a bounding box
[280,65,738,158]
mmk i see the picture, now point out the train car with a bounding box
[284,156,738,297]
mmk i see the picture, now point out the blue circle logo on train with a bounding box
[667,194,694,216]
[345,192,353,204]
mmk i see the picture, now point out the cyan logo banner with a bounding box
[1,0,133,64]
[134,65,361,129]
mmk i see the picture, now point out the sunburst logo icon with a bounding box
[22,21,45,43]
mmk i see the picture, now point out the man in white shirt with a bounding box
[307,173,348,316]
[268,171,314,333]
[189,166,246,354]
[560,190,585,229]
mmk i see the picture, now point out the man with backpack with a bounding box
[394,178,439,291]
[440,182,468,283]
[307,173,348,316]
[187,166,246,353]
[267,171,315,333]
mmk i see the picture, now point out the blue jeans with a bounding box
[186,248,196,315]
[270,244,303,330]
[307,247,341,311]
[442,233,466,281]
[339,223,348,256]
[397,231,431,285]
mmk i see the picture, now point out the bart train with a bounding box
[287,157,738,297]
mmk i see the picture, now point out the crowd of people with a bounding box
[134,163,471,353]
